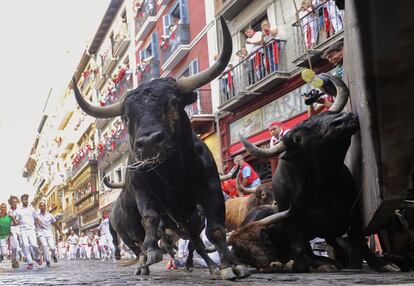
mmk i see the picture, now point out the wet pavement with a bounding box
[1,258,414,285]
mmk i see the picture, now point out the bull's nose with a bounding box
[135,131,165,151]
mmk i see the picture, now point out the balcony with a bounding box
[185,89,215,137]
[102,53,118,76]
[134,1,158,41]
[63,205,77,222]
[113,30,130,58]
[94,70,107,90]
[138,59,160,84]
[76,193,99,214]
[218,39,289,112]
[81,72,93,93]
[292,1,344,67]
[97,128,129,170]
[161,24,190,70]
[99,188,122,209]
[72,153,98,178]
[216,0,252,21]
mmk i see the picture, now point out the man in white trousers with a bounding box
[78,232,91,259]
[8,195,23,268]
[91,213,114,260]
[15,194,41,269]
[36,200,58,267]
[66,230,79,260]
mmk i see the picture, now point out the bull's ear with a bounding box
[182,91,198,106]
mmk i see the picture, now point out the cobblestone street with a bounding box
[1,258,414,286]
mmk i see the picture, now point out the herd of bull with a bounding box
[72,17,402,280]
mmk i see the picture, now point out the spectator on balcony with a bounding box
[244,26,265,82]
[261,20,280,73]
[317,0,343,35]
[300,0,318,49]
[137,55,154,79]
[145,0,155,16]
[161,18,181,50]
[133,0,144,17]
[236,46,254,86]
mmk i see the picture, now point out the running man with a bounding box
[8,195,23,268]
[91,213,114,260]
[0,203,18,263]
[15,194,41,269]
[66,230,79,260]
[78,232,91,259]
[36,199,58,267]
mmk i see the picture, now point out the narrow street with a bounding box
[1,259,414,286]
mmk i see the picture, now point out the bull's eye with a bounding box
[293,134,302,144]
[170,98,178,107]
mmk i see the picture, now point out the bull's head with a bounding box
[239,74,358,163]
[73,17,232,167]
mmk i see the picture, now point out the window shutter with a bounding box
[140,49,146,61]
[151,32,159,60]
[179,0,189,24]
[163,14,170,36]
[190,59,199,75]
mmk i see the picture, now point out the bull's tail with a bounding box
[119,257,140,267]
[109,220,121,260]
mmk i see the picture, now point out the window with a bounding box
[116,169,122,182]
[162,0,189,36]
[178,59,199,79]
[140,32,159,61]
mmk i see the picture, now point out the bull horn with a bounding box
[236,169,257,194]
[239,133,286,160]
[321,73,349,113]
[259,207,290,226]
[72,77,124,118]
[176,16,232,94]
[103,176,125,189]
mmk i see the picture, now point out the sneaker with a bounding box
[35,258,42,266]
[52,255,58,263]
[27,263,33,270]
[11,260,19,268]
[46,262,50,267]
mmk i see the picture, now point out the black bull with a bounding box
[229,75,400,272]
[72,17,250,280]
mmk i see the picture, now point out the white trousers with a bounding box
[68,244,78,259]
[38,235,57,263]
[0,237,8,256]
[9,231,22,262]
[79,245,91,259]
[99,235,114,258]
[92,245,100,259]
[20,230,40,264]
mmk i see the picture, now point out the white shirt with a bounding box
[245,31,263,55]
[78,236,90,245]
[36,211,56,237]
[9,208,21,235]
[97,218,110,236]
[67,234,79,245]
[15,206,38,232]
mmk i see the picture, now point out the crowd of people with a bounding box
[0,194,133,270]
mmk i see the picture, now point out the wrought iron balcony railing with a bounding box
[161,24,190,64]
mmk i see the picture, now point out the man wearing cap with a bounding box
[36,199,58,267]
[321,41,344,79]
[233,155,261,190]
[15,194,41,269]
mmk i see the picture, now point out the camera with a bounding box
[302,89,325,105]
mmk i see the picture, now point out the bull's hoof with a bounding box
[145,249,163,266]
[233,265,251,279]
[283,260,294,272]
[221,267,237,280]
[185,266,193,272]
[134,266,150,276]
[315,264,338,272]
[270,261,283,272]
[377,263,401,272]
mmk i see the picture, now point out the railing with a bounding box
[161,24,190,64]
[63,205,76,220]
[113,25,129,54]
[185,89,212,118]
[100,74,133,107]
[76,193,98,214]
[134,0,157,35]
[97,128,129,165]
[72,152,96,176]
[138,59,160,84]
[219,39,287,105]
[81,73,93,92]
[293,1,344,57]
